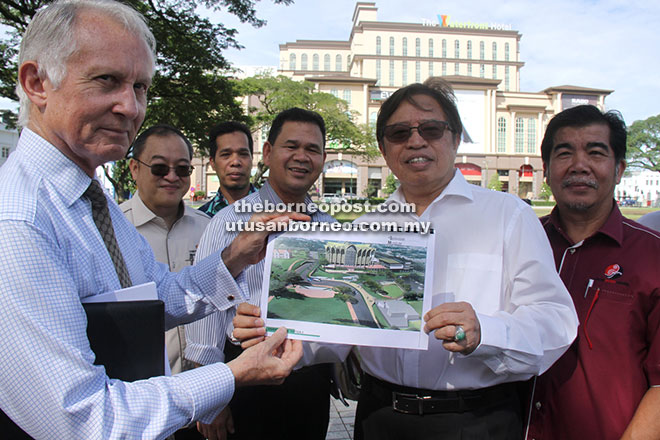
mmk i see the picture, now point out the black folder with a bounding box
[84,299,165,381]
[1,299,165,438]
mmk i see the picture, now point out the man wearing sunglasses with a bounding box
[121,124,211,381]
[234,82,579,440]
[353,82,578,439]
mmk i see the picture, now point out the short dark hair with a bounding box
[541,105,627,164]
[132,124,193,160]
[208,121,253,159]
[376,83,463,147]
[267,108,326,147]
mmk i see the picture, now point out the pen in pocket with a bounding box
[584,278,594,298]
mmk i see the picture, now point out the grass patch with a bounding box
[267,296,354,325]
[382,284,404,298]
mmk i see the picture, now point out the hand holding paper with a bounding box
[227,327,302,386]
[423,301,482,355]
[232,303,266,349]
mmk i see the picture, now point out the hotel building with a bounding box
[195,2,612,199]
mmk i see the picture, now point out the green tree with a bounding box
[488,173,502,191]
[627,114,660,172]
[235,74,380,185]
[539,181,553,200]
[0,0,291,198]
[383,173,399,195]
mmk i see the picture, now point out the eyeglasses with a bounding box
[134,158,194,177]
[383,120,453,143]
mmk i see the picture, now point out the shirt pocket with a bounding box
[588,279,634,304]
[446,253,503,314]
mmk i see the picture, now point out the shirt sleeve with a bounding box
[0,220,234,438]
[467,204,579,376]
[184,209,247,365]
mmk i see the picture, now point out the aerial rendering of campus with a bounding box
[265,235,428,332]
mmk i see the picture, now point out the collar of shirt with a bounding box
[546,201,624,247]
[201,184,257,216]
[388,170,475,219]
[128,190,185,229]
[17,127,93,208]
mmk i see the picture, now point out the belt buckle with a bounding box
[392,392,433,415]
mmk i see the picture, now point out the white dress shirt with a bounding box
[307,171,578,390]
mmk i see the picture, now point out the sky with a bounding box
[2,0,658,125]
[202,0,660,125]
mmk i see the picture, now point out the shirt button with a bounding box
[227,295,235,301]
[535,401,542,410]
[569,249,576,254]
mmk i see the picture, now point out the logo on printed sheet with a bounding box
[604,264,623,279]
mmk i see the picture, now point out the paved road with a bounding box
[296,262,377,327]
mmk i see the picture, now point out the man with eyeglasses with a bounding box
[234,82,578,440]
[121,124,210,381]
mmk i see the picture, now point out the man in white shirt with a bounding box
[234,82,579,440]
[121,124,211,375]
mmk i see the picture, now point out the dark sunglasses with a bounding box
[383,120,453,143]
[134,158,194,177]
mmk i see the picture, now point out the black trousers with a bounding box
[224,343,331,440]
[355,375,523,440]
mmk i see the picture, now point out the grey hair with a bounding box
[16,0,156,127]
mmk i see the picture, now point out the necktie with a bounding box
[84,180,132,288]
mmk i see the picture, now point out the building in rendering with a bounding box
[325,242,375,267]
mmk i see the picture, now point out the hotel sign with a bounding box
[561,94,599,110]
[370,90,394,101]
[422,15,512,31]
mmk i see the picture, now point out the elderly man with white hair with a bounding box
[0,1,302,438]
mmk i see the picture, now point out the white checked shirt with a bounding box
[185,182,336,365]
[0,129,245,439]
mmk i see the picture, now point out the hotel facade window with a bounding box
[454,62,459,75]
[467,41,472,59]
[467,63,472,76]
[454,39,459,58]
[301,53,308,70]
[492,42,497,60]
[527,118,536,153]
[324,54,330,71]
[313,53,319,70]
[497,117,507,152]
[415,38,420,56]
[492,65,497,79]
[505,66,510,90]
[343,89,351,104]
[480,41,485,60]
[442,39,447,57]
[389,60,395,86]
[389,37,395,55]
[480,64,485,78]
[336,54,342,71]
[347,55,351,70]
[289,53,296,70]
[428,61,433,77]
[402,37,408,56]
[515,117,524,153]
[376,36,381,55]
[416,61,421,82]
[442,62,447,75]
[376,59,381,85]
[505,43,510,61]
[331,88,339,97]
[428,38,434,57]
[402,61,408,85]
